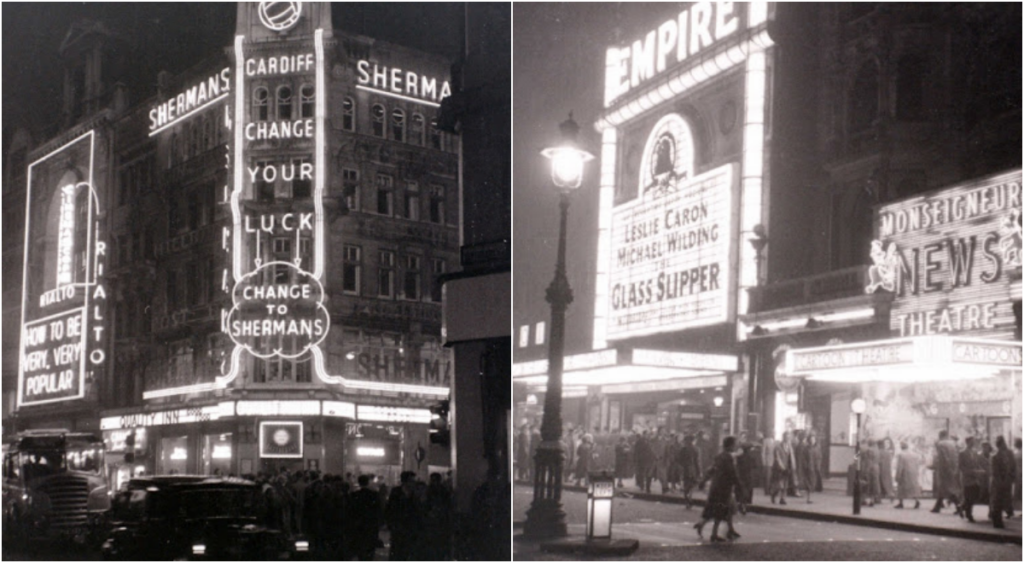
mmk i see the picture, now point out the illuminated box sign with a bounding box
[950,338,1023,368]
[786,341,916,375]
[356,60,451,106]
[19,131,107,409]
[866,170,1021,338]
[260,421,303,458]
[235,400,321,417]
[351,439,400,464]
[607,155,735,340]
[357,405,433,424]
[103,428,148,453]
[604,1,750,107]
[100,403,235,430]
[148,68,231,135]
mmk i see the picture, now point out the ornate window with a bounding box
[372,104,386,137]
[391,108,406,142]
[300,84,315,118]
[342,97,355,131]
[253,87,269,121]
[411,113,425,145]
[277,85,293,120]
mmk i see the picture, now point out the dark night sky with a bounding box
[513,3,692,357]
[2,2,464,148]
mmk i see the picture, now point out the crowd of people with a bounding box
[242,469,454,560]
[514,422,1024,537]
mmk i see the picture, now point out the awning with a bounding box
[782,335,1022,383]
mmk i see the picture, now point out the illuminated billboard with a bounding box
[866,169,1022,339]
[18,131,108,408]
[607,114,735,339]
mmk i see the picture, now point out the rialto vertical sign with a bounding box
[866,169,1022,338]
[19,131,108,407]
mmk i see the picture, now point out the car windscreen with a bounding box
[20,449,66,482]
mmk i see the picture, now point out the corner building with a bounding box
[10,3,459,488]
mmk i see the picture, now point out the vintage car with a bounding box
[100,476,303,560]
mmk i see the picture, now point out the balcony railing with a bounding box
[749,265,870,313]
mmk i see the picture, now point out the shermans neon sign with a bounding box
[356,60,451,106]
[149,68,231,135]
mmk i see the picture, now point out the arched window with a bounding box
[848,63,878,134]
[372,104,386,138]
[896,56,925,121]
[342,97,355,132]
[253,87,269,121]
[300,84,315,118]
[391,108,405,142]
[410,113,425,146]
[277,85,293,120]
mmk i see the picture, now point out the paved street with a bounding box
[514,485,1022,561]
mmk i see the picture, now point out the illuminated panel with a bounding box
[737,48,768,336]
[607,164,735,340]
[357,447,386,457]
[19,131,107,409]
[259,421,304,458]
[868,169,1021,339]
[632,349,739,371]
[322,400,356,418]
[235,400,321,417]
[510,349,618,377]
[99,402,235,430]
[357,405,433,424]
[592,127,618,349]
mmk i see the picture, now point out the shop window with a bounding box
[253,87,269,121]
[372,104,386,138]
[342,97,355,131]
[378,250,395,298]
[376,174,394,215]
[391,108,406,142]
[848,62,879,134]
[404,182,420,220]
[343,245,362,295]
[203,434,233,476]
[300,84,315,118]
[343,168,360,212]
[277,85,293,120]
[410,113,425,145]
[403,255,421,300]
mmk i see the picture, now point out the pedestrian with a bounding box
[879,438,895,502]
[957,437,986,522]
[770,431,795,505]
[792,431,808,499]
[529,426,542,481]
[799,434,822,504]
[614,435,632,488]
[761,433,775,496]
[347,475,382,561]
[562,427,576,483]
[736,442,758,512]
[895,441,922,509]
[696,431,716,482]
[1014,438,1022,514]
[651,429,670,494]
[989,436,1015,529]
[694,436,744,543]
[666,433,682,493]
[634,431,656,493]
[860,439,882,507]
[424,472,453,560]
[575,433,595,486]
[386,471,424,560]
[678,435,702,509]
[930,430,963,515]
[515,424,532,481]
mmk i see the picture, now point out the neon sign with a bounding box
[356,60,451,106]
[259,421,303,458]
[258,2,302,32]
[148,68,231,135]
[19,131,107,408]
[867,169,1021,338]
[604,1,746,107]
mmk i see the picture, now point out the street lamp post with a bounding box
[851,397,866,516]
[522,114,594,540]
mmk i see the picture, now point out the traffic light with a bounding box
[429,400,450,446]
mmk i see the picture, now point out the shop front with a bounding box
[99,399,443,484]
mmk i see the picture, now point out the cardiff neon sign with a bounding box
[18,131,108,408]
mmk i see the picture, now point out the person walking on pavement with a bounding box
[879,438,896,502]
[895,441,923,509]
[386,471,425,561]
[1014,438,1022,516]
[931,430,963,515]
[634,431,656,493]
[679,435,702,509]
[652,429,670,494]
[861,439,881,507]
[958,436,986,522]
[614,435,632,489]
[736,441,758,513]
[348,475,382,561]
[798,434,822,504]
[575,433,595,486]
[990,436,1016,529]
[666,433,682,493]
[761,434,776,496]
[515,424,532,481]
[694,436,745,543]
[770,431,795,505]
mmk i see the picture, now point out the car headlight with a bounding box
[192,544,206,556]
[294,540,309,552]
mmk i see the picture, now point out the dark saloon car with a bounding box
[101,476,300,560]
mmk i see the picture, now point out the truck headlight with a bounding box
[295,540,309,552]
[192,544,206,556]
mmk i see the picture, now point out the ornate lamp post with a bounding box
[522,114,594,540]
[851,397,866,515]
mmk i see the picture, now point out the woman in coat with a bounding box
[895,441,922,509]
[770,431,795,505]
[860,439,881,507]
[614,435,632,488]
[800,434,823,502]
[575,433,595,486]
[878,438,896,502]
[678,435,702,509]
[694,436,744,543]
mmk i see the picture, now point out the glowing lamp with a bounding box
[713,396,724,408]
[541,113,594,191]
[851,398,866,415]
